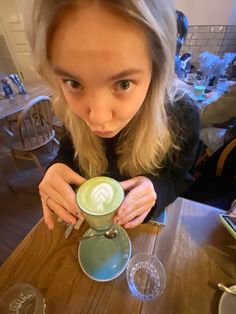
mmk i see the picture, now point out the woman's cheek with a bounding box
[62,91,82,114]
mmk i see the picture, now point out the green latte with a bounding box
[76,176,124,215]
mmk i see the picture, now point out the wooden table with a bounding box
[0,198,235,314]
[0,79,52,121]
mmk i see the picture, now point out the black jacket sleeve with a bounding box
[143,95,200,222]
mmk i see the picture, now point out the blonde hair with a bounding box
[25,0,180,178]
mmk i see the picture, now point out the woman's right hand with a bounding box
[39,163,86,230]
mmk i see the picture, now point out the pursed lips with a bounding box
[93,130,115,134]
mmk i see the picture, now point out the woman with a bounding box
[25,0,199,230]
[176,10,189,56]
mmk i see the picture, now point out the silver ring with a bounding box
[44,196,50,207]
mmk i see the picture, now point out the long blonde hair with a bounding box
[25,0,180,178]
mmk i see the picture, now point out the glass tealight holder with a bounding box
[126,253,166,301]
[0,283,46,314]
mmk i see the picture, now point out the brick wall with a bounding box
[181,25,236,67]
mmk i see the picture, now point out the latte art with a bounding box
[76,176,124,230]
[91,183,114,212]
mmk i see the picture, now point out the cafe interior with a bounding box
[0,0,236,313]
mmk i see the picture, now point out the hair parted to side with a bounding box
[25,0,180,178]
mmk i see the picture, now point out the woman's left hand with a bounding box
[113,176,157,229]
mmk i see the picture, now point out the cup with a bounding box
[0,283,46,314]
[126,253,166,301]
[76,176,124,231]
[193,84,206,100]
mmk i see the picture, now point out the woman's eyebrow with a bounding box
[108,69,143,81]
[52,65,143,81]
[52,66,80,81]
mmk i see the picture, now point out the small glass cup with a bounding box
[126,253,166,301]
[0,283,46,314]
[193,77,206,100]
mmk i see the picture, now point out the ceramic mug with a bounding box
[76,176,124,230]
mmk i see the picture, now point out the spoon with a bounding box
[218,283,236,296]
[78,229,118,241]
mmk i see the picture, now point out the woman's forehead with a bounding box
[50,4,148,50]
[49,4,151,70]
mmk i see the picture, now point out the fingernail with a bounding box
[48,223,54,230]
[114,218,121,225]
[76,211,83,220]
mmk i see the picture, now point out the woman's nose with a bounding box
[87,97,113,125]
[88,107,113,125]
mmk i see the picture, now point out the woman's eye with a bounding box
[115,80,131,91]
[62,79,81,90]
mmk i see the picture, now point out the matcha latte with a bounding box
[76,177,124,230]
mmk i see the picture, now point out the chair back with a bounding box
[16,95,55,150]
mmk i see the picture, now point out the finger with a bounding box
[119,178,139,191]
[40,184,73,214]
[57,181,81,214]
[118,202,154,225]
[41,192,83,224]
[46,177,79,214]
[118,190,142,212]
[74,207,84,221]
[118,186,156,214]
[112,215,122,226]
[120,176,154,193]
[64,169,86,186]
[46,198,77,225]
[118,194,155,216]
[39,175,85,215]
[123,212,148,229]
[41,200,54,230]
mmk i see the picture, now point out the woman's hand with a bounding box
[39,163,86,230]
[113,176,157,229]
[228,199,236,223]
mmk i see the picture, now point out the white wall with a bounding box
[0,20,4,35]
[0,0,38,80]
[229,0,236,24]
[175,0,236,25]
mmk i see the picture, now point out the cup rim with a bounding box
[126,252,166,301]
[0,282,45,313]
[78,225,132,281]
[76,176,124,215]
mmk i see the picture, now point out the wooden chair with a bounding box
[9,95,59,175]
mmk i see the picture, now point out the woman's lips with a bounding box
[93,130,115,136]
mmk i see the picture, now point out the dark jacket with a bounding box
[52,95,200,223]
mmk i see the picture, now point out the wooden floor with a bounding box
[0,129,59,265]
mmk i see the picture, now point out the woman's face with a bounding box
[50,4,152,138]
